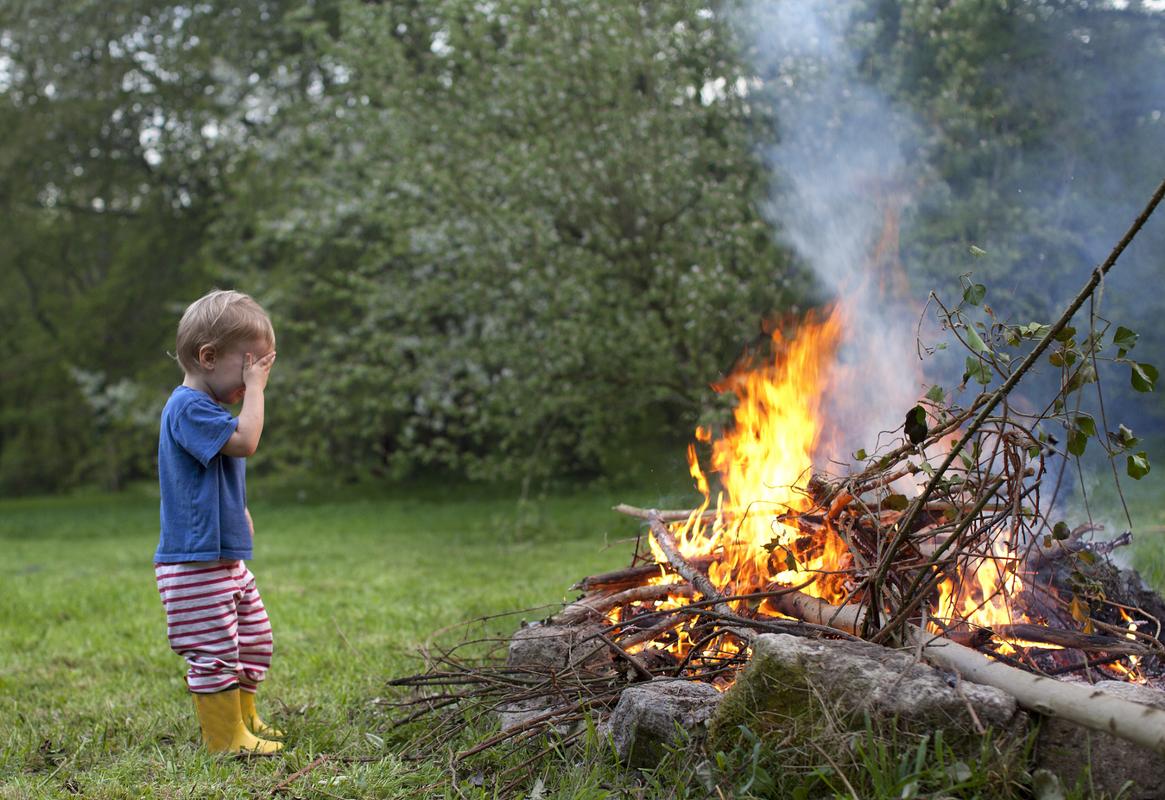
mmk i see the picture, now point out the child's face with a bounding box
[200,337,275,404]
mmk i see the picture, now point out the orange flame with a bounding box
[1109,609,1147,683]
[633,303,1139,680]
[931,539,1041,655]
[643,306,850,665]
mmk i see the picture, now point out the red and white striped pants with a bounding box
[155,560,274,694]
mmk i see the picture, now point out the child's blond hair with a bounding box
[175,290,275,373]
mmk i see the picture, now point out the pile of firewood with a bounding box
[388,477,1165,784]
[560,496,1162,673]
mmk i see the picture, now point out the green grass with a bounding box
[3,464,1164,799]
[0,478,696,799]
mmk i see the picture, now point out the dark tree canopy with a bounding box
[1,0,1162,494]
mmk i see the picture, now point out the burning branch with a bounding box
[645,511,733,618]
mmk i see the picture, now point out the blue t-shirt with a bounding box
[155,386,252,563]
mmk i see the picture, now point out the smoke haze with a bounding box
[736,0,932,469]
[736,0,1165,506]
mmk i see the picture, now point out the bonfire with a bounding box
[388,178,1165,795]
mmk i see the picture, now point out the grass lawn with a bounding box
[0,477,694,799]
[1,465,1162,799]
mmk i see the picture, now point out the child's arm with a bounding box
[245,507,255,538]
[221,351,276,457]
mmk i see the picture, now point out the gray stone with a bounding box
[498,696,558,733]
[1036,680,1165,799]
[506,623,606,671]
[712,634,1022,740]
[500,623,608,732]
[608,678,723,768]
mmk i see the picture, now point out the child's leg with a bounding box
[233,562,282,737]
[155,561,243,692]
[155,561,281,754]
[233,562,274,690]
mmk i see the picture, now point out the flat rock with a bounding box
[608,678,723,768]
[500,623,608,731]
[506,622,605,671]
[711,633,1023,748]
[1036,680,1165,799]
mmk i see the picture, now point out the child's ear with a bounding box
[198,344,217,370]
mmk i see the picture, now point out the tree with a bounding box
[212,0,809,481]
[0,0,336,491]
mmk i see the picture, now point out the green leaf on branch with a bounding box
[883,494,910,511]
[1069,414,1097,456]
[1128,451,1151,480]
[968,245,987,258]
[853,449,868,461]
[1131,362,1158,392]
[1067,429,1088,457]
[1117,424,1138,448]
[904,405,929,444]
[1114,326,1138,357]
[963,283,986,306]
[1020,322,1050,339]
[1053,521,1071,540]
[964,356,992,385]
[1053,325,1076,343]
[925,384,945,404]
[1074,415,1097,438]
[965,325,989,354]
[1065,362,1097,393]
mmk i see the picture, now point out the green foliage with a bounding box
[857,0,1165,375]
[963,283,987,307]
[1127,450,1151,480]
[0,0,324,493]
[210,0,807,482]
[3,0,1164,492]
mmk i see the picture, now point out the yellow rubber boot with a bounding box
[240,689,284,739]
[192,689,282,756]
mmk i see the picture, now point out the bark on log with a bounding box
[993,623,1150,656]
[573,556,715,592]
[555,583,694,626]
[766,589,1165,756]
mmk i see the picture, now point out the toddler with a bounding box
[154,289,282,755]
